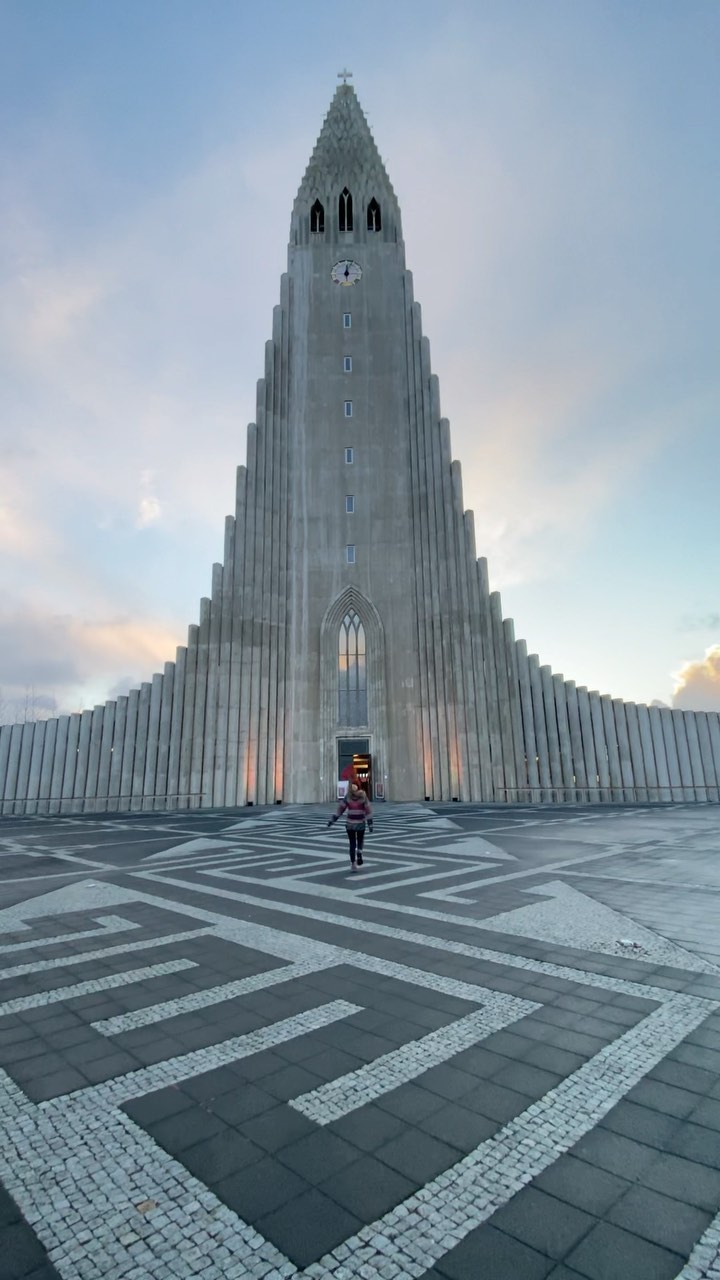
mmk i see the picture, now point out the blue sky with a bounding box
[1,0,719,720]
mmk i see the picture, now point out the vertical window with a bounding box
[345,447,354,464]
[343,313,351,329]
[344,401,353,417]
[346,545,356,564]
[339,610,367,725]
[310,199,325,233]
[343,355,352,372]
[367,198,382,232]
[345,495,355,513]
[339,187,354,233]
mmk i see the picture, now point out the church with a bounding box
[1,81,719,812]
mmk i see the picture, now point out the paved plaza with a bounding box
[1,802,720,1280]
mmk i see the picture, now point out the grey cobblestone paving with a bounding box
[0,801,719,1278]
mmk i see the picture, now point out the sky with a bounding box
[1,0,719,723]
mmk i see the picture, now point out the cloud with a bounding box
[672,646,720,712]
[679,613,720,632]
[137,470,162,528]
[0,608,181,718]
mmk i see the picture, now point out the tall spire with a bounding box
[293,82,398,212]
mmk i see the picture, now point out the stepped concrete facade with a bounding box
[2,84,720,812]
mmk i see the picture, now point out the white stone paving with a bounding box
[1,811,720,1278]
[291,999,537,1126]
[0,957,198,1015]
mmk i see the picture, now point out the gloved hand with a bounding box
[326,819,335,828]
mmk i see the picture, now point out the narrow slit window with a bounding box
[339,187,354,232]
[346,544,356,564]
[310,199,325,233]
[344,401,353,417]
[343,313,351,329]
[346,495,355,513]
[343,355,352,372]
[345,447,354,463]
[338,610,367,725]
[367,198,382,232]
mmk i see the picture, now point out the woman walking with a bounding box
[327,781,373,871]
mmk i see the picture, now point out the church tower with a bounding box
[2,81,719,813]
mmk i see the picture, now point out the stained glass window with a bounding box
[338,610,367,725]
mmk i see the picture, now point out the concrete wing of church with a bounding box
[2,84,720,812]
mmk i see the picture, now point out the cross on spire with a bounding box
[337,69,353,84]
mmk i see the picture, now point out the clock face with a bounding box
[331,259,362,286]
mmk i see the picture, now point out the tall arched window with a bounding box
[310,199,325,233]
[338,610,367,724]
[367,198,382,232]
[339,187,353,233]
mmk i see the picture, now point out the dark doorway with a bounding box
[337,738,371,796]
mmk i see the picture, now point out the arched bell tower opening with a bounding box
[320,587,388,801]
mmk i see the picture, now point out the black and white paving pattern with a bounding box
[1,802,720,1279]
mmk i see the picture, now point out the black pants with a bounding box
[347,826,365,861]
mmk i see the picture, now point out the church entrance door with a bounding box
[337,737,371,797]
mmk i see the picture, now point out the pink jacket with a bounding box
[334,789,373,829]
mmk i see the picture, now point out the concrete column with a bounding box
[553,675,575,802]
[178,628,198,809]
[142,673,163,811]
[190,599,211,809]
[108,697,127,811]
[15,722,36,815]
[273,273,291,804]
[201,566,223,807]
[648,705,671,801]
[95,703,116,814]
[528,654,552,801]
[491,594,518,802]
[72,710,93,813]
[418,328,450,797]
[0,724,13,811]
[707,712,720,793]
[695,712,719,802]
[247,387,269,804]
[540,665,563,797]
[256,348,275,804]
[439,424,468,799]
[670,709,695,800]
[660,708,684,801]
[465,518,493,800]
[406,296,436,800]
[588,693,611,802]
[516,639,540,802]
[155,663,175,810]
[84,705,105,811]
[565,681,588,802]
[131,682,151,812]
[575,688,599,803]
[624,703,648,803]
[2,724,23,815]
[48,716,69,815]
[503,618,529,802]
[683,710,707,800]
[166,648,186,810]
[237,425,257,806]
[453,469,481,799]
[636,703,658,801]
[213,518,235,807]
[478,559,505,800]
[61,715,81,814]
[612,700,635,802]
[226,468,247,806]
[26,720,46,815]
[600,695,623,802]
[120,690,139,812]
[37,717,57,814]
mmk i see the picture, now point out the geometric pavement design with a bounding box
[1,801,720,1279]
